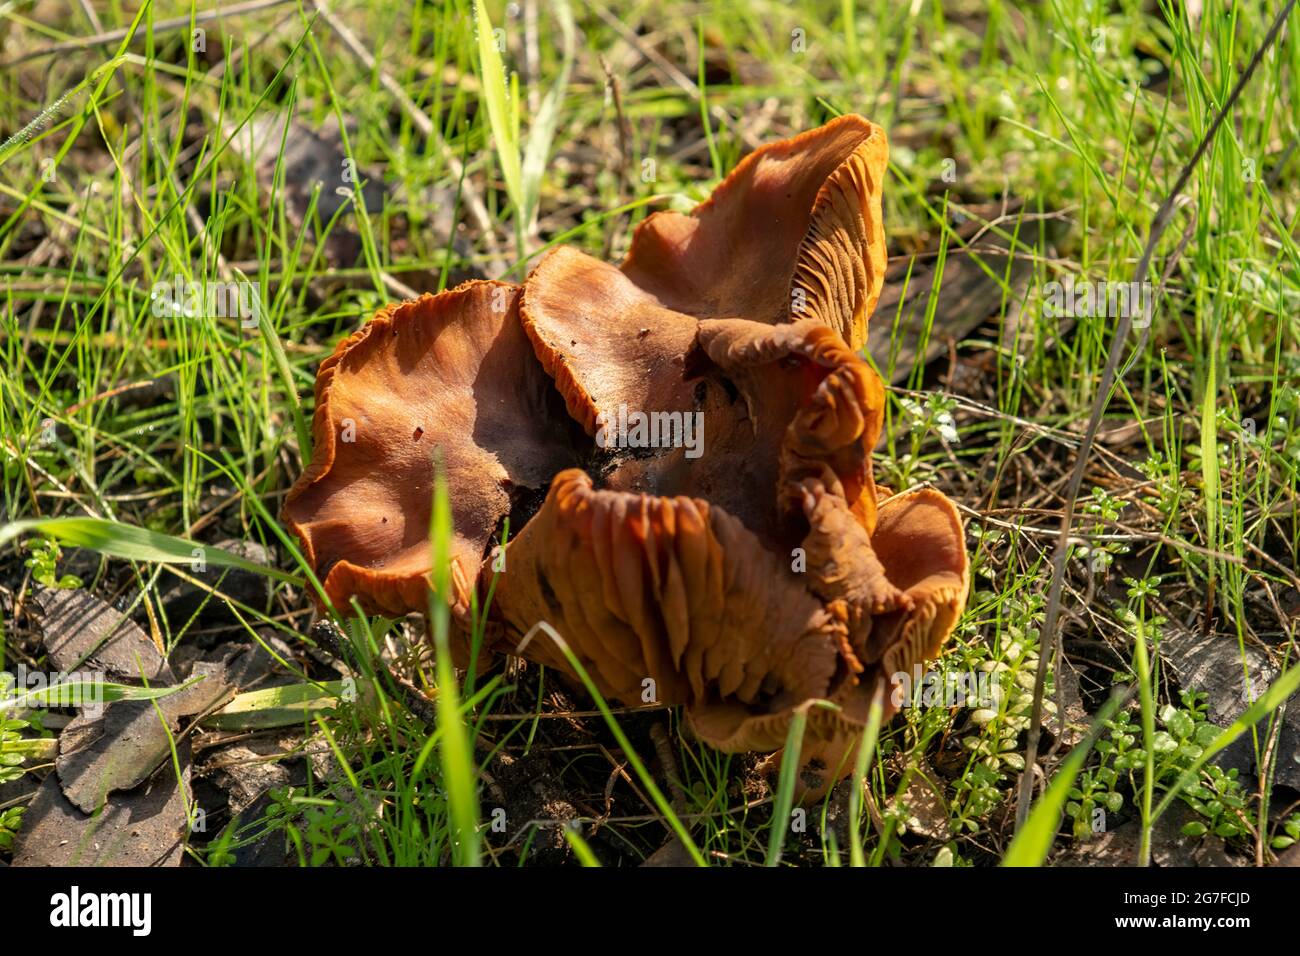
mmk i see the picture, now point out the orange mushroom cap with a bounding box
[282,116,969,794]
[620,113,888,350]
[282,280,580,619]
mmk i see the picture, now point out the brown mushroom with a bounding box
[282,115,969,796]
[281,280,581,619]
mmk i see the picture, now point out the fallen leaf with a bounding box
[1162,626,1283,781]
[55,661,231,814]
[34,587,173,683]
[11,745,192,867]
[201,679,350,730]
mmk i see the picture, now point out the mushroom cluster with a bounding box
[283,115,969,788]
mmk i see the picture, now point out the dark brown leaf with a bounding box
[11,745,192,867]
[55,661,232,814]
[34,587,173,683]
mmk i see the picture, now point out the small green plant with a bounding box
[0,807,24,851]
[1065,741,1124,840]
[1077,486,1129,575]
[1160,692,1250,840]
[1086,691,1251,844]
[1137,452,1185,518]
[890,393,961,488]
[922,589,1055,837]
[962,638,1048,775]
[269,788,367,867]
[0,716,31,785]
[0,706,36,849]
[1271,811,1300,851]
[1,672,36,789]
[951,760,1004,833]
[22,538,81,589]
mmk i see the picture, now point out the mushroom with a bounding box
[281,281,582,621]
[283,115,969,794]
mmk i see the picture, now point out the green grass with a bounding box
[1,0,1298,866]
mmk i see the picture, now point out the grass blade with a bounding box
[1,676,197,714]
[765,706,809,867]
[848,685,885,867]
[1199,355,1220,589]
[0,517,297,583]
[201,680,352,730]
[473,0,523,216]
[241,266,310,467]
[563,824,602,866]
[429,463,481,867]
